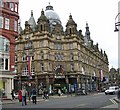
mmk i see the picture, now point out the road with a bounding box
[2,93,118,109]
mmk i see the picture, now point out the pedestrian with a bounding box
[43,89,47,99]
[11,89,15,100]
[65,88,68,96]
[31,87,37,104]
[58,89,61,96]
[22,86,27,106]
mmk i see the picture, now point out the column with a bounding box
[46,74,49,90]
[77,75,80,88]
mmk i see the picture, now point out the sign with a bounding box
[55,75,65,78]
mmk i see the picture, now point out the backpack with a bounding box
[32,89,36,95]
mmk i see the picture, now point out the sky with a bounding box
[19,0,119,69]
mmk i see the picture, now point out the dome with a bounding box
[45,3,61,25]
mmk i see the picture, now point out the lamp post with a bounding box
[114,13,120,32]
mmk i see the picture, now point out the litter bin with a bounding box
[18,90,22,102]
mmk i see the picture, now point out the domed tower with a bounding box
[45,3,63,33]
[65,14,77,35]
[37,9,50,32]
[28,10,36,31]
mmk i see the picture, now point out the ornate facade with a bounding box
[15,4,109,94]
[109,68,120,87]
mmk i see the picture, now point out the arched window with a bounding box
[40,24,43,31]
[40,51,44,59]
[71,63,74,71]
[69,28,72,34]
[0,36,10,71]
[70,53,74,61]
[40,63,44,71]
[82,67,85,75]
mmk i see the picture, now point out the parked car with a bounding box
[76,88,87,95]
[105,86,119,95]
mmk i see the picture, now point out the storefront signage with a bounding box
[55,75,65,78]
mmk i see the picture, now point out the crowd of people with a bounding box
[11,87,68,106]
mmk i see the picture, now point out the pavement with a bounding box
[1,93,120,109]
[1,95,68,105]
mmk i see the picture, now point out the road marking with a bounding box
[110,98,117,104]
[75,104,86,107]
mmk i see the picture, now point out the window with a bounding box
[15,45,18,51]
[15,4,18,12]
[22,67,28,76]
[22,54,27,61]
[40,51,44,59]
[0,58,4,70]
[10,3,14,11]
[31,67,35,75]
[41,63,44,71]
[70,53,74,61]
[5,18,9,30]
[15,55,17,62]
[40,41,44,47]
[5,59,8,70]
[14,20,17,31]
[0,36,10,52]
[25,34,30,39]
[71,63,74,71]
[56,33,61,40]
[69,43,73,49]
[0,58,9,71]
[0,16,3,28]
[0,0,4,7]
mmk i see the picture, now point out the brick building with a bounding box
[0,0,19,98]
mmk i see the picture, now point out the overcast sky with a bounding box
[19,0,119,69]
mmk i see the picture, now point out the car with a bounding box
[76,88,87,95]
[105,86,119,95]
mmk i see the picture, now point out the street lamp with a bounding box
[114,13,120,32]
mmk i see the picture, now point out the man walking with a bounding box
[31,87,37,104]
[22,86,27,106]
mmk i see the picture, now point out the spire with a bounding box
[85,22,90,40]
[66,13,77,26]
[31,10,33,17]
[28,10,36,31]
[18,19,23,35]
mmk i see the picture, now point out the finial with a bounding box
[49,2,50,5]
[31,10,33,17]
[41,8,44,15]
[69,13,72,19]
[86,21,88,27]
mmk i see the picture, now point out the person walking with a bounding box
[58,89,61,96]
[11,89,15,100]
[22,86,27,106]
[31,87,37,104]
